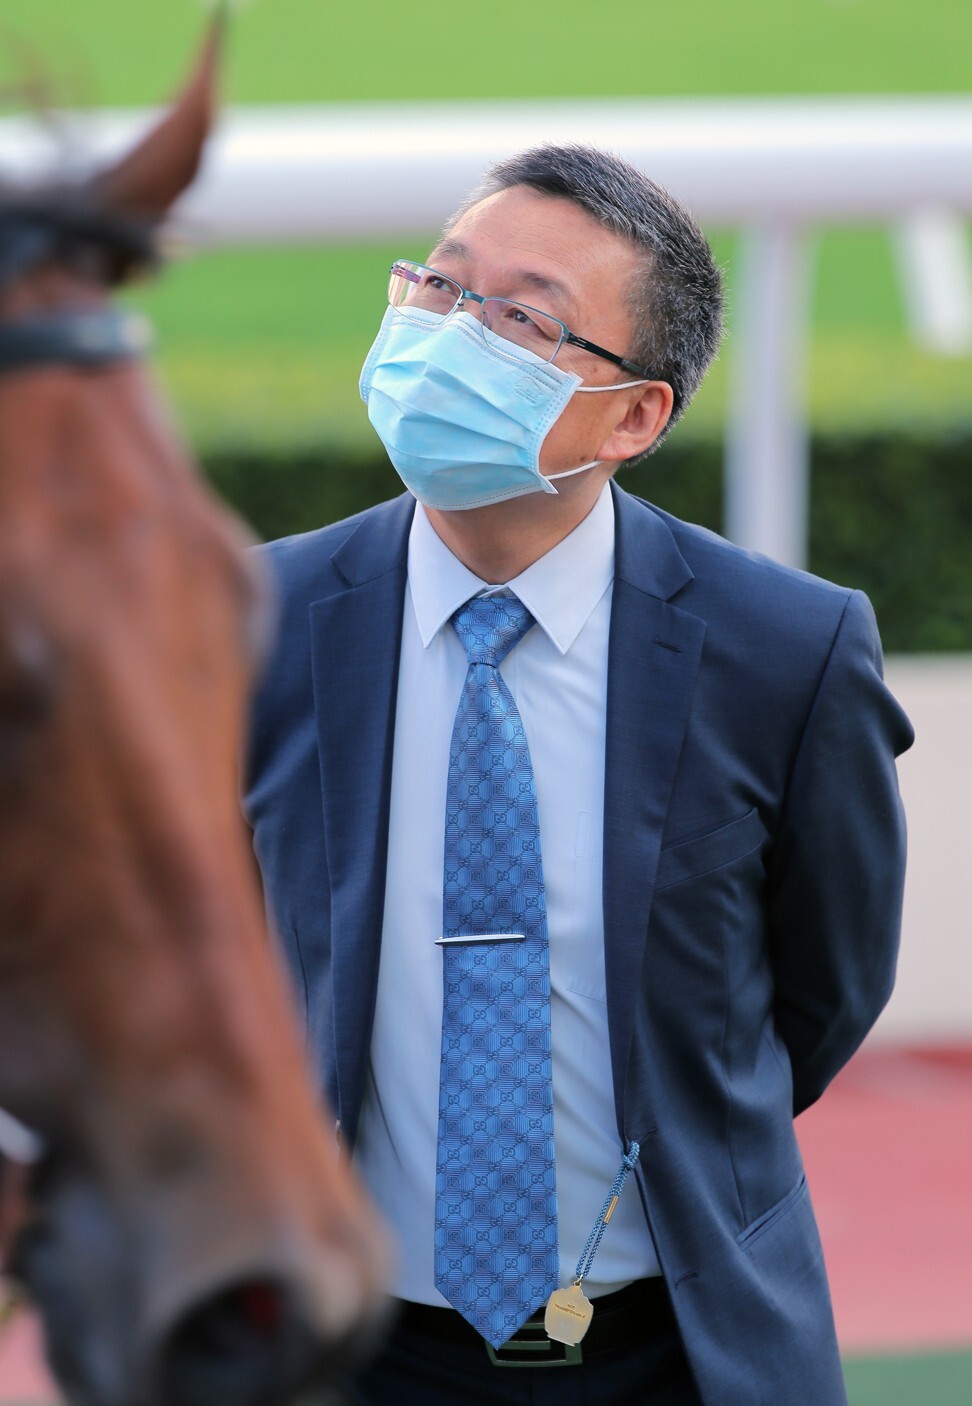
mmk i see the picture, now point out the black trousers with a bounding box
[353,1281,704,1406]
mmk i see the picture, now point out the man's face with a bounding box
[426,185,661,476]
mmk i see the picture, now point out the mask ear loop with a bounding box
[544,375,651,483]
[545,459,602,482]
[575,378,649,394]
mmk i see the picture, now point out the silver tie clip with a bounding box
[435,933,525,946]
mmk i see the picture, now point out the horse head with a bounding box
[0,20,388,1406]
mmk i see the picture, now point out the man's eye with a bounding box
[503,304,559,342]
[504,305,537,329]
[425,275,458,295]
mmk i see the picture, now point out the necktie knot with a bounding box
[452,595,535,668]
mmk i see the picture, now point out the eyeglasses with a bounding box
[387,260,651,379]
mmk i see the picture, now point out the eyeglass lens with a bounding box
[389,260,565,364]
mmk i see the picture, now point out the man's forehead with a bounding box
[428,233,574,307]
[443,186,622,253]
[431,187,638,301]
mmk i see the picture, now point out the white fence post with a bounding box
[895,207,972,356]
[724,224,813,570]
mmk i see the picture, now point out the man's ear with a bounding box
[87,7,225,222]
[596,381,675,463]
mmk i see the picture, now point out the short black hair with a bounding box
[447,144,724,458]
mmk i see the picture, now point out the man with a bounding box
[244,145,913,1405]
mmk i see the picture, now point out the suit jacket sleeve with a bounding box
[767,588,913,1115]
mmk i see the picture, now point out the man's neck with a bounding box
[424,471,613,583]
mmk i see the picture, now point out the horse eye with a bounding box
[0,620,61,727]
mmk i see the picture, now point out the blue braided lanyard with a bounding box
[571,1142,641,1288]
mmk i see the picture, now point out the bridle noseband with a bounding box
[0,306,152,372]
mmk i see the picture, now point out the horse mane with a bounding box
[0,183,159,295]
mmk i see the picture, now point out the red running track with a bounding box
[2,1044,970,1401]
[798,1042,972,1355]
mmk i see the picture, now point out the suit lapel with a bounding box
[604,486,706,1131]
[309,494,413,1139]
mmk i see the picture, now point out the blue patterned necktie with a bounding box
[433,594,558,1348]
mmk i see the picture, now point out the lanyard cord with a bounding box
[572,1141,641,1287]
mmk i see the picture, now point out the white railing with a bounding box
[4,97,972,565]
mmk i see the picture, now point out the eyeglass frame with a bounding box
[388,260,653,381]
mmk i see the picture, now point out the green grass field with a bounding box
[844,1348,972,1406]
[3,0,970,453]
[3,0,971,105]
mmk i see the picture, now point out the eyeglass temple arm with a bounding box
[564,331,651,379]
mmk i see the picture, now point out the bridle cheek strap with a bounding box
[0,1158,29,1328]
[0,1108,43,1167]
[0,1108,44,1324]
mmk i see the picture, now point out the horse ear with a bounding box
[90,8,225,221]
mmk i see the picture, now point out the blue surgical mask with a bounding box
[359,306,647,511]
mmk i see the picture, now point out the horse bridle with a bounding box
[0,195,156,372]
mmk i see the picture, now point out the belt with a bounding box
[395,1276,671,1369]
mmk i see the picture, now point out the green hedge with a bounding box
[204,432,972,654]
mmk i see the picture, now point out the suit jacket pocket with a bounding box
[655,807,764,892]
[736,1174,808,1252]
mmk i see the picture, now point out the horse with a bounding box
[0,21,387,1406]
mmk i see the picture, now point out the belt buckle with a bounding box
[485,1320,583,1368]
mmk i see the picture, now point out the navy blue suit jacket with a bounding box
[244,483,913,1406]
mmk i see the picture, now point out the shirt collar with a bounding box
[407,482,616,656]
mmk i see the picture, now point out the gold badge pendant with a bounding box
[544,1281,594,1346]
[544,1141,641,1350]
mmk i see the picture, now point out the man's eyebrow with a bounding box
[428,238,575,312]
[429,236,469,263]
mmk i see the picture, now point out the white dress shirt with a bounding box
[354,483,661,1304]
